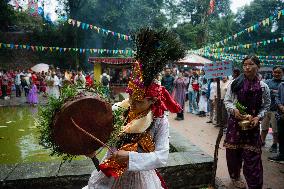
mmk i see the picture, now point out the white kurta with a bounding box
[83,116,170,189]
[47,76,60,99]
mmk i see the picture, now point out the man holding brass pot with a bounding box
[224,55,271,189]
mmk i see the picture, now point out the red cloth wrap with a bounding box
[145,83,182,117]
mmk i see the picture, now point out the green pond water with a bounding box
[0,106,88,164]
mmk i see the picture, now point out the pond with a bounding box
[0,106,87,164]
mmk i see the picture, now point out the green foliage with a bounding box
[0,0,15,30]
[35,85,79,161]
[134,28,186,86]
[107,106,127,147]
[35,82,122,161]
[236,101,247,115]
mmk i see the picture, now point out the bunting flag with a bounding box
[204,53,284,60]
[208,0,215,14]
[0,42,134,56]
[195,51,284,66]
[200,36,284,53]
[201,8,284,49]
[67,18,131,41]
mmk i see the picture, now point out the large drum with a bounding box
[53,96,113,155]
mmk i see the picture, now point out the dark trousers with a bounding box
[1,85,7,97]
[176,110,184,119]
[226,148,263,189]
[221,100,228,127]
[24,88,29,97]
[16,85,21,97]
[278,118,284,156]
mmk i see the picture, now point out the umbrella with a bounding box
[177,54,212,66]
[31,63,49,73]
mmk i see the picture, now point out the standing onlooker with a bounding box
[1,70,8,99]
[161,68,175,94]
[198,77,208,117]
[46,71,60,99]
[224,55,270,189]
[74,70,86,88]
[21,75,29,97]
[261,66,284,152]
[100,72,110,98]
[233,68,241,79]
[27,81,38,105]
[220,76,230,128]
[85,72,93,87]
[173,73,188,120]
[15,70,22,97]
[269,79,284,162]
[188,68,199,114]
[207,78,217,125]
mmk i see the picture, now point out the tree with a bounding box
[0,0,15,31]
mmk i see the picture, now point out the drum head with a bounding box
[53,96,113,155]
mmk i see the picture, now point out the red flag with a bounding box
[208,0,215,14]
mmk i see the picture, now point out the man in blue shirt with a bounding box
[261,66,284,153]
[269,69,284,162]
[161,68,175,94]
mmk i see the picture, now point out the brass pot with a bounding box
[238,120,252,130]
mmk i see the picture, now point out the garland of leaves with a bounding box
[35,85,79,161]
[36,83,127,161]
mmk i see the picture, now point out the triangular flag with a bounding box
[90,25,93,29]
[83,49,85,53]
[68,19,72,24]
[49,47,53,52]
[56,47,59,51]
[266,18,270,25]
[7,44,11,48]
[72,20,76,26]
[86,24,89,29]
[59,48,62,52]
[0,43,2,48]
[77,21,81,27]
[82,23,86,29]
[15,45,18,49]
[23,45,26,49]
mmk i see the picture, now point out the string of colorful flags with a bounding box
[0,42,134,55]
[202,8,284,49]
[203,53,284,60]
[202,53,284,65]
[67,19,131,41]
[201,36,284,53]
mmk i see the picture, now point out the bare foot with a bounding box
[232,179,246,189]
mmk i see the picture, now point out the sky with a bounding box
[231,0,254,13]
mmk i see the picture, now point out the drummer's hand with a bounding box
[250,116,260,128]
[233,109,245,120]
[112,150,129,164]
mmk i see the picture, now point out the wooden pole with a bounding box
[210,78,224,188]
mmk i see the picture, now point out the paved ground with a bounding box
[0,94,47,107]
[168,105,284,189]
